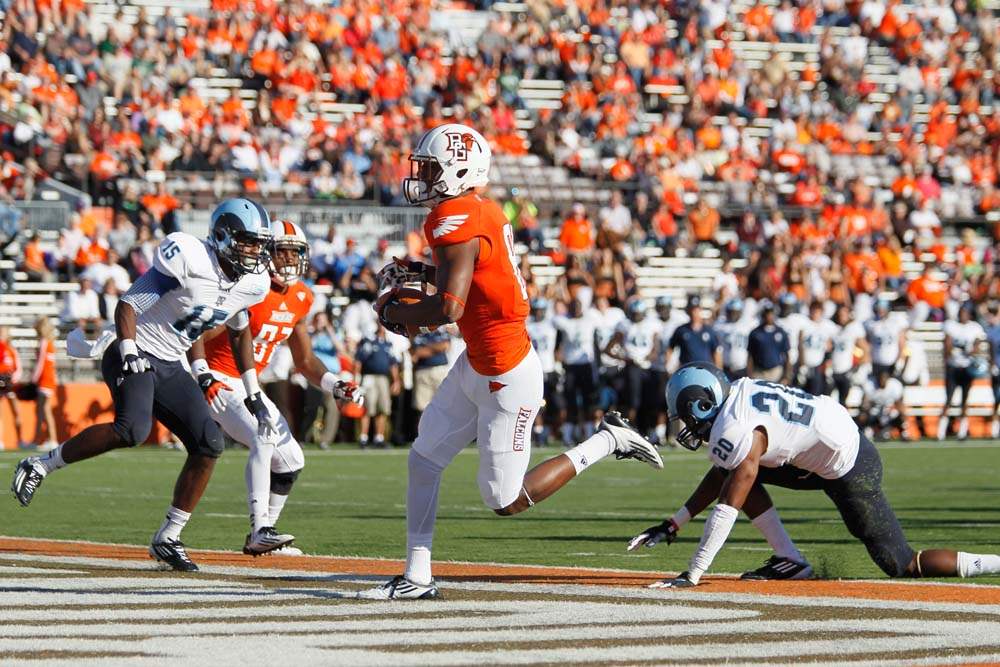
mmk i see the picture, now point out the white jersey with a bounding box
[942,320,985,368]
[799,319,838,369]
[708,378,860,480]
[831,321,865,375]
[554,312,598,366]
[527,317,558,374]
[778,313,810,366]
[715,318,752,371]
[865,315,907,367]
[124,233,270,362]
[865,377,903,409]
[615,316,660,368]
[592,306,626,369]
[652,311,690,371]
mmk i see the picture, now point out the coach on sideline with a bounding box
[747,301,791,382]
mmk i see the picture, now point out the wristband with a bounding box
[671,506,692,530]
[190,358,210,376]
[241,369,261,396]
[320,372,338,394]
[441,291,465,308]
[119,339,139,358]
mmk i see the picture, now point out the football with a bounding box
[386,286,438,339]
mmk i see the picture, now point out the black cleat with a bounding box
[149,539,199,572]
[741,555,813,581]
[11,457,46,507]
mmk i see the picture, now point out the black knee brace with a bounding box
[271,469,301,495]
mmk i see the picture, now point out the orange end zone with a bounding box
[3,536,1000,605]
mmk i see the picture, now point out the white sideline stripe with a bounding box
[0,601,749,634]
[0,566,84,575]
[0,577,258,590]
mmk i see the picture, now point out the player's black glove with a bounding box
[244,392,277,442]
[626,519,680,551]
[648,571,698,589]
[119,339,151,376]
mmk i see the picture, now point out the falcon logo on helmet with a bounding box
[269,220,310,285]
[209,198,273,276]
[404,123,492,206]
[665,362,732,451]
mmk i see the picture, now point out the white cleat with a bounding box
[11,457,46,507]
[242,526,295,556]
[599,411,664,470]
[356,575,440,600]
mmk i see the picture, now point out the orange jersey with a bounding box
[205,281,314,377]
[0,340,20,377]
[34,339,57,391]
[424,193,531,376]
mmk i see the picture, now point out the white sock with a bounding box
[957,552,1000,577]
[37,444,66,475]
[991,418,999,439]
[957,417,969,439]
[937,417,949,440]
[269,492,289,526]
[154,506,191,543]
[405,450,443,585]
[564,431,615,474]
[246,443,274,531]
[751,507,804,562]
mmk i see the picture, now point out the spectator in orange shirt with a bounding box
[559,203,595,259]
[687,199,721,250]
[907,264,949,323]
[21,231,49,282]
[651,201,679,256]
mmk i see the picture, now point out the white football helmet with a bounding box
[269,220,310,285]
[403,123,491,206]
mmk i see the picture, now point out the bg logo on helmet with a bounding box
[446,133,477,161]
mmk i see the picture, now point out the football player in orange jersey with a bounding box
[189,221,362,556]
[360,124,663,600]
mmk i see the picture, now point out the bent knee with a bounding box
[193,421,225,458]
[113,418,152,448]
[270,468,301,495]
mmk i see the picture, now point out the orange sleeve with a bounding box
[423,197,483,249]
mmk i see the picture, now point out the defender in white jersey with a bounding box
[777,293,810,368]
[857,367,907,441]
[714,298,751,380]
[650,296,689,442]
[631,362,1000,587]
[864,299,907,376]
[830,304,868,406]
[796,301,837,396]
[554,299,599,444]
[11,199,276,572]
[606,300,660,426]
[937,302,987,440]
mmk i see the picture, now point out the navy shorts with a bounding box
[743,435,915,577]
[101,344,224,458]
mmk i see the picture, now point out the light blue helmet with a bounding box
[665,361,731,450]
[209,198,273,276]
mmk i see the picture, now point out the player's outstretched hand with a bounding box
[197,373,232,413]
[627,519,679,552]
[648,571,698,589]
[331,380,364,407]
[244,392,277,443]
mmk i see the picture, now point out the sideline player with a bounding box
[11,199,276,572]
[362,123,663,599]
[189,220,362,556]
[631,362,1000,587]
[937,301,986,440]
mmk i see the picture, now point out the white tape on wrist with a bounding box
[241,369,261,396]
[671,506,692,530]
[190,359,210,376]
[320,372,338,394]
[687,503,739,583]
[119,339,139,358]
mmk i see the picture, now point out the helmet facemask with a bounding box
[215,226,271,276]
[404,155,447,205]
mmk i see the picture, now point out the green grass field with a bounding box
[2,441,999,583]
